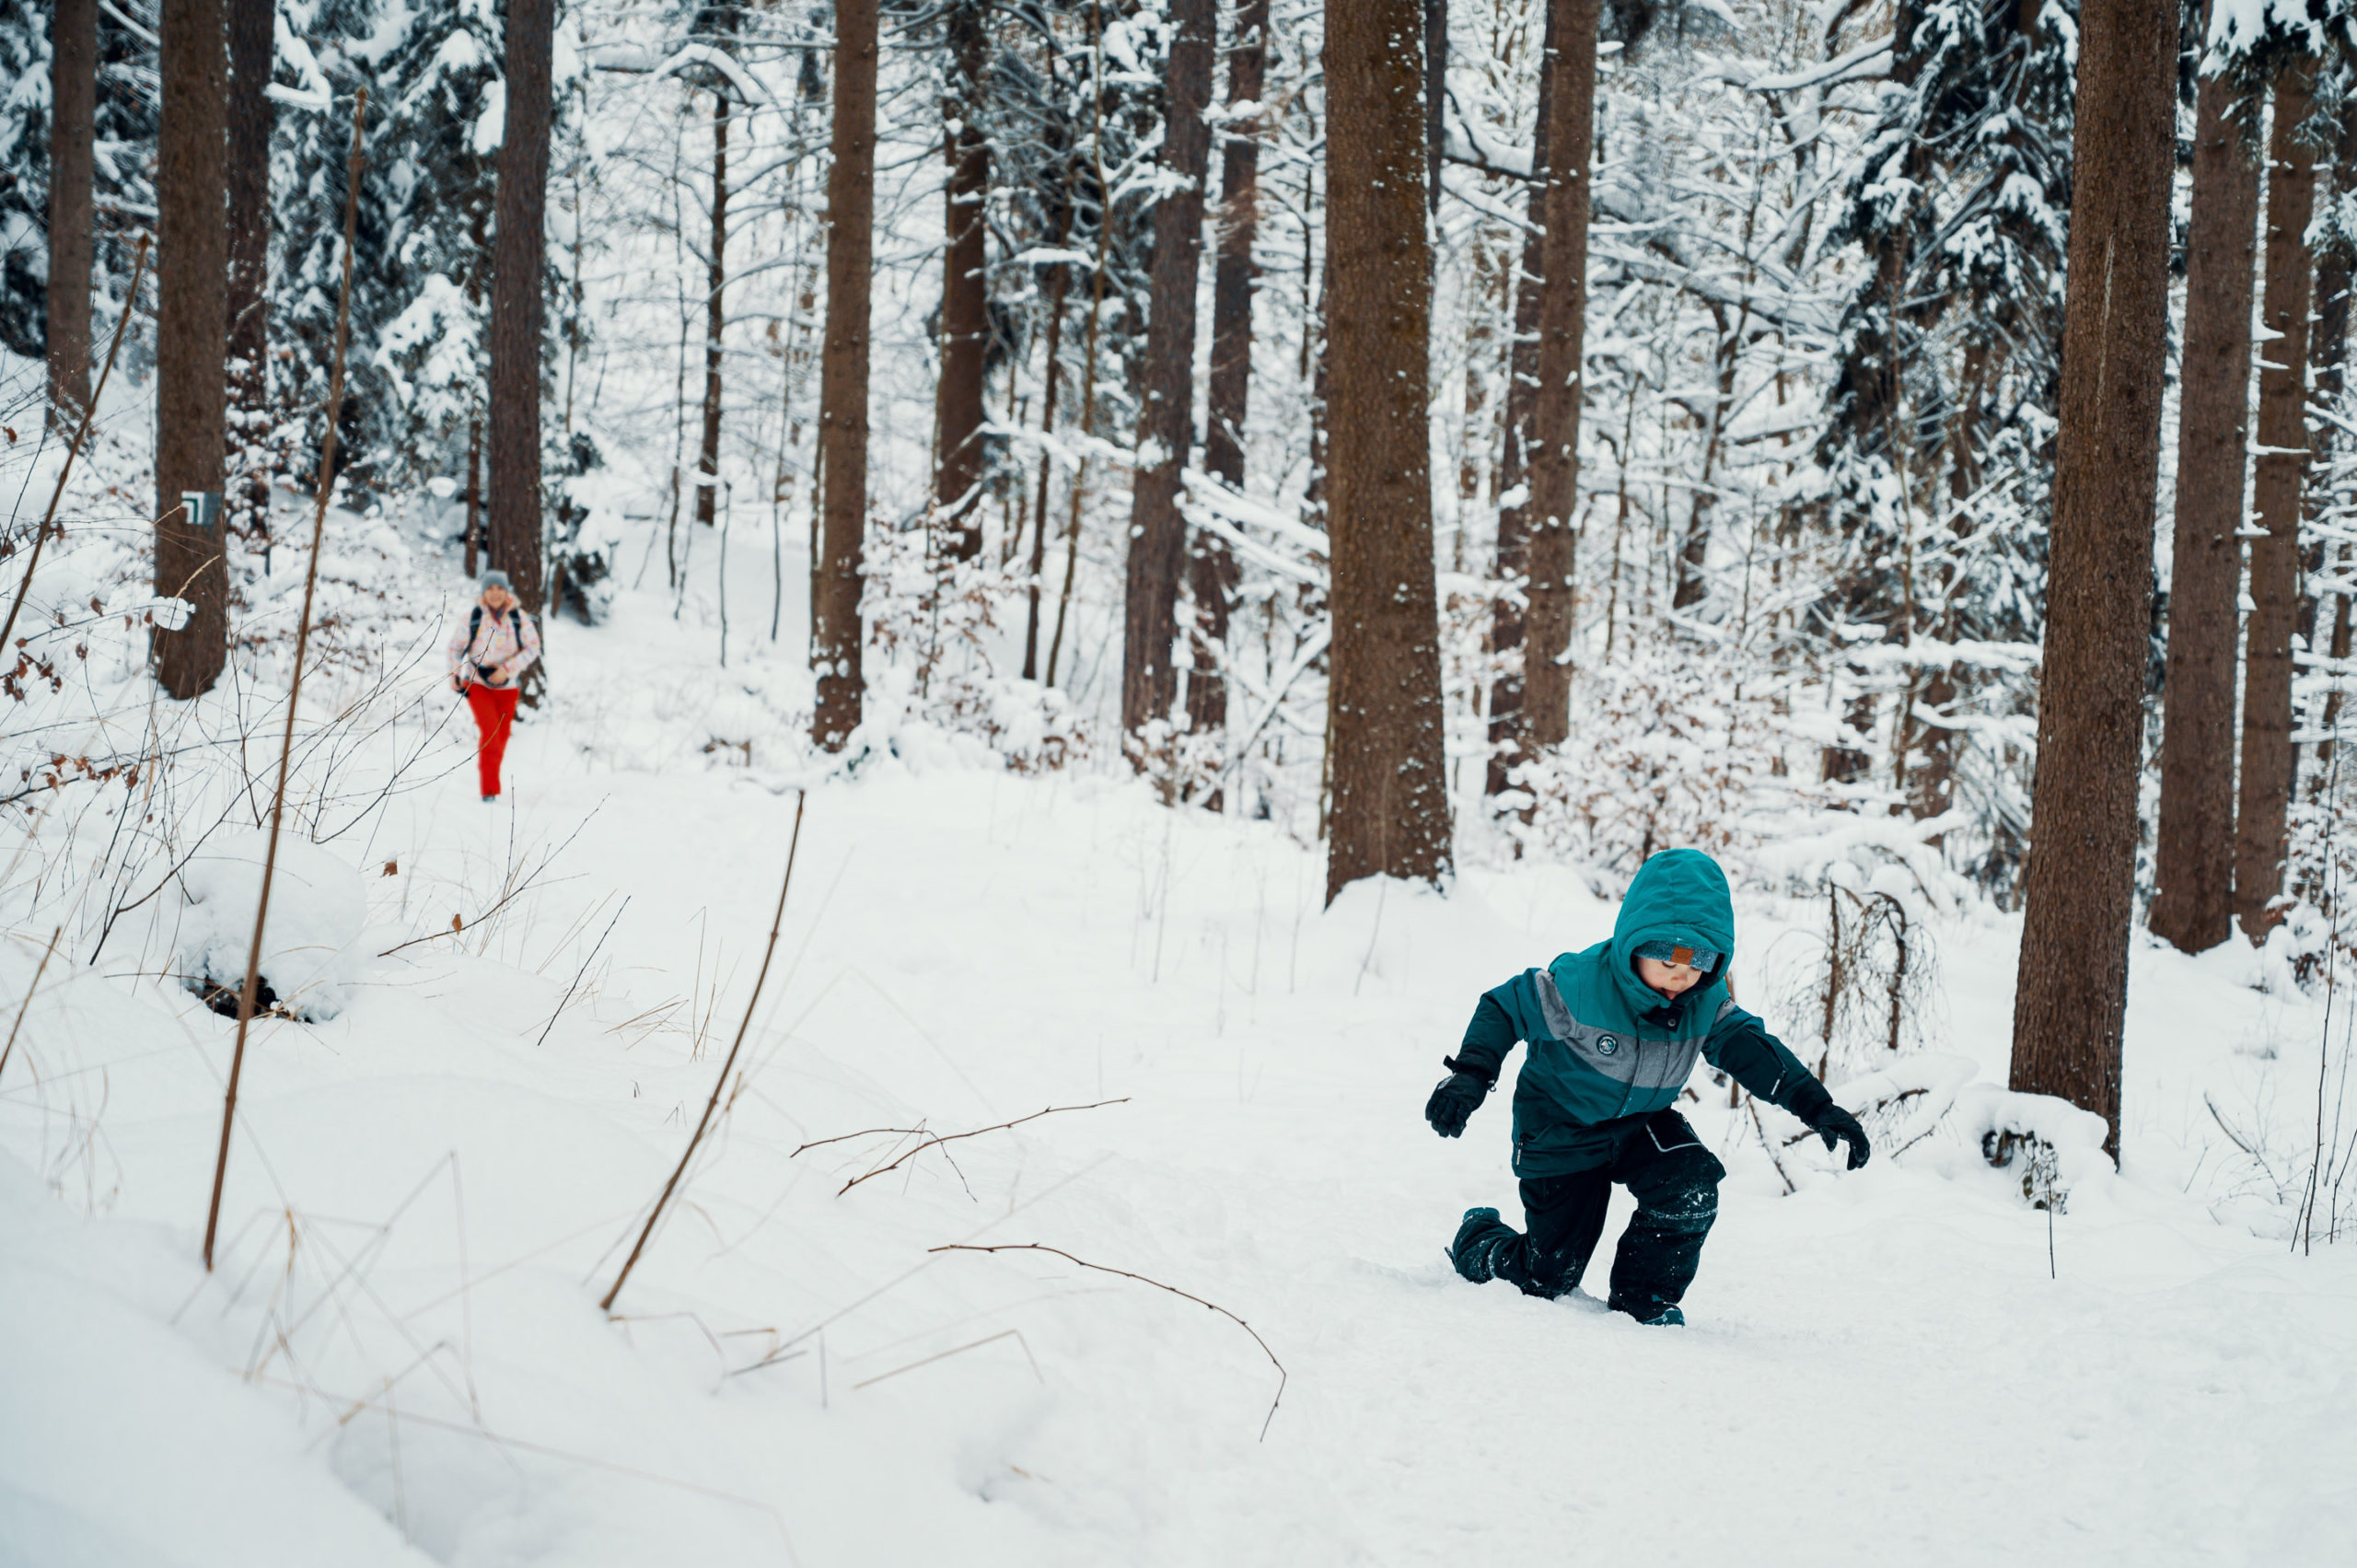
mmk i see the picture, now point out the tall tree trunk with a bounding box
[1485,3,1556,794]
[226,0,273,543]
[813,0,878,750]
[1521,0,1601,749]
[489,0,556,632]
[1424,0,1446,215]
[1323,0,1453,900]
[2150,56,2260,953]
[1120,0,1214,739]
[2009,0,2177,1160]
[1674,308,1739,612]
[46,0,96,428]
[936,0,992,562]
[2303,103,2357,772]
[697,81,730,529]
[154,0,229,700]
[1021,261,1067,679]
[2233,64,2320,938]
[1188,0,1269,740]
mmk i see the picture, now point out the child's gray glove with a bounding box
[1809,1103,1872,1170]
[1424,1056,1493,1138]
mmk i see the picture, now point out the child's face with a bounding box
[1636,956,1702,998]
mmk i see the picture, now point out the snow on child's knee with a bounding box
[174,828,366,1021]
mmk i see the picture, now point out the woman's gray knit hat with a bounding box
[480,570,513,592]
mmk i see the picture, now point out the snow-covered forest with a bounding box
[2,0,2354,1561]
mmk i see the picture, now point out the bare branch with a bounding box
[928,1241,1284,1440]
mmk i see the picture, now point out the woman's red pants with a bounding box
[465,684,518,797]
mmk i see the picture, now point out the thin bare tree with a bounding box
[813,0,879,750]
[226,0,274,549]
[1187,0,1271,744]
[1486,3,1556,794]
[2234,63,2322,936]
[45,0,95,429]
[694,12,739,533]
[936,0,993,562]
[2152,32,2260,956]
[1120,0,1215,741]
[1521,0,1602,750]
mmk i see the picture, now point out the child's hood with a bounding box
[1595,848,1736,1015]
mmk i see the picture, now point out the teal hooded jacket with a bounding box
[1450,849,1833,1179]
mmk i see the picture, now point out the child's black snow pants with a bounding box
[1452,1109,1724,1318]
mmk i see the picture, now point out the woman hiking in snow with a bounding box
[1424,847,1871,1326]
[447,571,540,802]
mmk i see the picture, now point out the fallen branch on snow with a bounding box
[928,1241,1286,1440]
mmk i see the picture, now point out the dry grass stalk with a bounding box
[0,924,62,1086]
[203,90,370,1272]
[601,790,807,1312]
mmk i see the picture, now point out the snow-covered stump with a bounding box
[175,830,366,1021]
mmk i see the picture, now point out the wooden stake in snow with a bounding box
[202,89,369,1273]
[0,234,150,659]
[601,790,807,1313]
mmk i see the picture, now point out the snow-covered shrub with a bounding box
[860,510,1092,774]
[174,828,367,1021]
[1504,630,1806,878]
[1770,860,1944,1078]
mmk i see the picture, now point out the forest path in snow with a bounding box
[6,682,2354,1565]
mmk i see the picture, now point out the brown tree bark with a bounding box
[2233,64,2320,937]
[226,0,273,541]
[696,81,730,530]
[2304,104,2357,771]
[464,416,483,578]
[46,0,96,428]
[1425,0,1446,214]
[1187,0,1269,739]
[2150,59,2260,954]
[1485,2,1555,794]
[1323,0,1453,900]
[154,0,230,700]
[813,0,878,750]
[2008,0,2177,1159]
[1120,0,1214,739]
[936,0,992,562]
[1021,260,1066,680]
[1521,0,1602,749]
[488,0,556,627]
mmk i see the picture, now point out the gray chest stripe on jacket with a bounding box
[1531,970,1704,1092]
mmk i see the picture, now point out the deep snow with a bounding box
[5,536,2356,1567]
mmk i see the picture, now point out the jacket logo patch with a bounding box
[1596,1034,1620,1056]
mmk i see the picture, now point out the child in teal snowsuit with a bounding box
[1425,848,1869,1325]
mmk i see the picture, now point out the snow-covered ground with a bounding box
[6,540,2355,1567]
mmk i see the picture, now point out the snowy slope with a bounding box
[5,556,2355,1566]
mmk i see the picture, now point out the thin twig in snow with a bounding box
[534,897,631,1048]
[601,791,807,1312]
[0,925,62,1087]
[928,1241,1287,1440]
[819,1098,1130,1194]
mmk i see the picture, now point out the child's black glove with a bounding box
[1810,1103,1872,1170]
[1424,1056,1492,1138]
